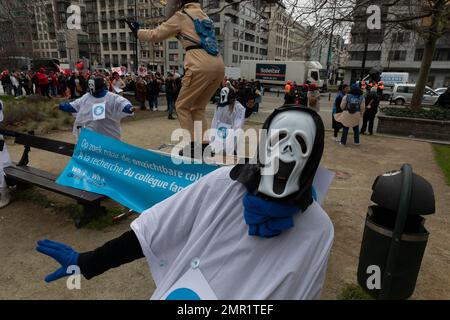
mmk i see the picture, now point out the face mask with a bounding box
[220,87,230,105]
[88,78,106,97]
[88,79,96,96]
[258,111,317,198]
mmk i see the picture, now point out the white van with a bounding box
[390,84,439,106]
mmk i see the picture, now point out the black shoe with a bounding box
[168,114,175,120]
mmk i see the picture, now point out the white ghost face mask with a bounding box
[258,111,317,198]
[220,87,230,105]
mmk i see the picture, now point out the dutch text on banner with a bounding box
[56,129,220,213]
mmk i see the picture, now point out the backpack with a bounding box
[182,10,219,56]
[347,94,361,114]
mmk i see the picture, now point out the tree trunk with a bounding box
[410,37,437,111]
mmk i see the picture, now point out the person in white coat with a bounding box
[36,106,334,300]
[57,77,136,140]
[0,99,12,208]
[210,87,246,156]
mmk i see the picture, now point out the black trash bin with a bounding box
[357,164,435,300]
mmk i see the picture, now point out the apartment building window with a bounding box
[209,14,220,22]
[111,42,118,51]
[233,42,238,50]
[169,53,179,61]
[392,32,410,43]
[169,41,178,49]
[110,20,117,29]
[112,55,119,66]
[120,43,127,50]
[350,51,381,61]
[103,57,111,68]
[250,46,254,54]
[245,33,255,42]
[209,0,220,9]
[232,54,238,63]
[233,29,239,38]
[244,44,249,52]
[388,50,407,61]
[240,43,243,52]
[414,49,424,61]
[121,55,127,64]
[433,49,450,61]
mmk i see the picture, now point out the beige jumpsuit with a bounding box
[138,3,225,143]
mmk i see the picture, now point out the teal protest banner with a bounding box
[56,129,220,213]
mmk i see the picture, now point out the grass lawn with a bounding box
[433,144,450,186]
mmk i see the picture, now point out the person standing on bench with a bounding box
[0,99,12,208]
[57,77,136,140]
[127,0,225,156]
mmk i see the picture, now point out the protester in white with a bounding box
[0,99,12,208]
[210,87,246,155]
[36,106,333,300]
[57,77,135,140]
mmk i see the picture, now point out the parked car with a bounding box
[434,87,448,95]
[390,84,440,106]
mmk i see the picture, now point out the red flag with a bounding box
[76,61,84,71]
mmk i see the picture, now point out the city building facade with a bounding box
[344,1,450,88]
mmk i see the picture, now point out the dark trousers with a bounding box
[167,95,176,115]
[361,112,376,134]
[334,127,341,138]
[341,126,360,145]
[40,84,51,98]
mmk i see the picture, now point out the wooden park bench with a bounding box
[0,129,107,228]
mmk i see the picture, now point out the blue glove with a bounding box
[126,20,140,38]
[36,239,80,283]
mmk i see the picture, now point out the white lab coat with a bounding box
[131,166,334,300]
[69,91,133,140]
[210,101,246,154]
